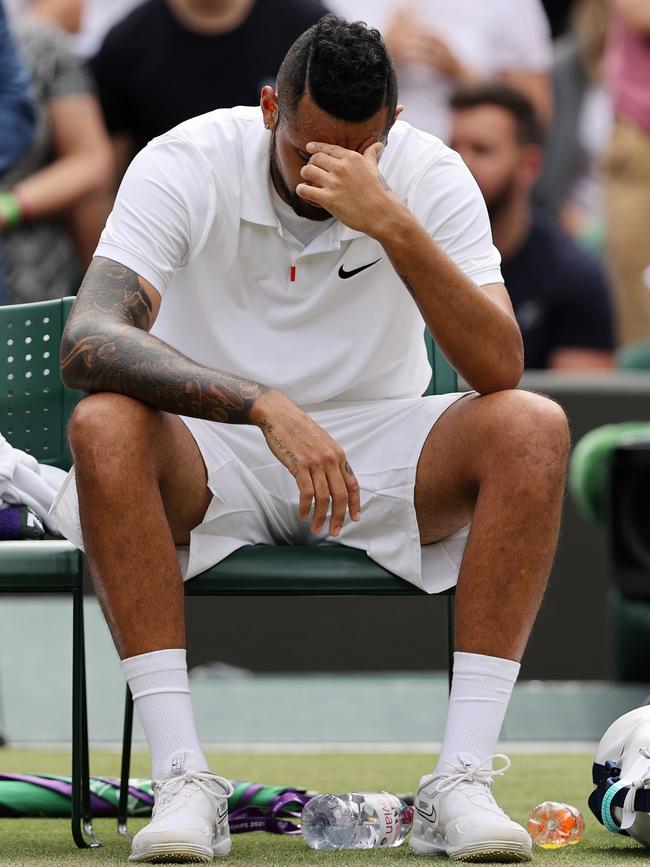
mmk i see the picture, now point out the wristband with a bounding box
[10,187,30,222]
[0,191,22,228]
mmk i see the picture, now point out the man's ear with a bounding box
[519,143,544,189]
[260,86,279,130]
[381,104,404,144]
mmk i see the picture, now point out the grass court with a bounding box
[0,749,648,865]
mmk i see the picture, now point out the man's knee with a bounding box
[69,393,158,468]
[491,389,570,477]
[512,390,569,452]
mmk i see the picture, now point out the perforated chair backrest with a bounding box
[0,297,81,470]
[0,298,457,470]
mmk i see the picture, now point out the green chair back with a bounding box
[424,330,458,395]
[0,297,81,470]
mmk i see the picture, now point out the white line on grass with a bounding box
[6,741,597,754]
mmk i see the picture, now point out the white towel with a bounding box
[0,433,67,534]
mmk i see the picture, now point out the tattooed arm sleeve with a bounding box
[61,256,269,423]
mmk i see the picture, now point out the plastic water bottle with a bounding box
[301,792,413,850]
[527,801,585,848]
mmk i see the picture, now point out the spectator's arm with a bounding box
[28,0,82,33]
[11,92,113,220]
[0,1,35,174]
[610,0,650,32]
[548,348,614,370]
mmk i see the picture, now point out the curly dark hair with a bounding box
[276,14,398,124]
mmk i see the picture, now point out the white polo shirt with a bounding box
[95,105,502,406]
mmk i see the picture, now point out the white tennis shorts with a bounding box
[51,394,470,594]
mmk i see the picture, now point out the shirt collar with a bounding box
[240,117,279,229]
[239,116,366,245]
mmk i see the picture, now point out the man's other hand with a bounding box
[250,389,361,537]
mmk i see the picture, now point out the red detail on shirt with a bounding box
[290,266,296,282]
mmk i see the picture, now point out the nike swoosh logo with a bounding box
[416,800,435,818]
[338,258,382,279]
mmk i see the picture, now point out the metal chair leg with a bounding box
[446,594,455,694]
[79,597,99,846]
[71,584,99,847]
[118,685,134,838]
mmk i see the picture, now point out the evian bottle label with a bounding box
[363,792,406,847]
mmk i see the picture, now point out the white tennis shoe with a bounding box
[409,753,532,863]
[129,750,234,863]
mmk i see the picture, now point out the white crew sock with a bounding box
[435,651,520,774]
[121,648,209,780]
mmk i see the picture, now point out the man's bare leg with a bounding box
[415,388,569,662]
[69,392,215,776]
[410,389,569,860]
[69,393,235,862]
[69,392,212,659]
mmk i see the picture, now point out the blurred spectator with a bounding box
[0,9,112,304]
[90,0,329,173]
[451,83,615,371]
[0,1,35,174]
[534,0,612,253]
[0,0,35,303]
[602,0,650,347]
[6,0,151,59]
[327,0,553,141]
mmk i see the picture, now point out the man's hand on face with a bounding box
[250,389,361,538]
[296,141,406,238]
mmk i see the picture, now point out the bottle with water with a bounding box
[301,792,413,850]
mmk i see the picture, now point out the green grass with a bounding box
[0,749,648,865]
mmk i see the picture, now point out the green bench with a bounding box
[0,297,457,845]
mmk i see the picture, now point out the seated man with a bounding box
[52,15,569,864]
[450,82,616,372]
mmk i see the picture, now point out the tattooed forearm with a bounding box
[61,257,269,424]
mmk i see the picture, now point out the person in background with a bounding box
[451,83,615,371]
[6,0,150,60]
[602,0,650,347]
[90,0,329,175]
[0,0,35,304]
[327,0,553,141]
[5,0,81,31]
[0,4,113,305]
[534,0,612,254]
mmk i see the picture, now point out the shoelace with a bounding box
[153,772,234,818]
[432,754,512,798]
